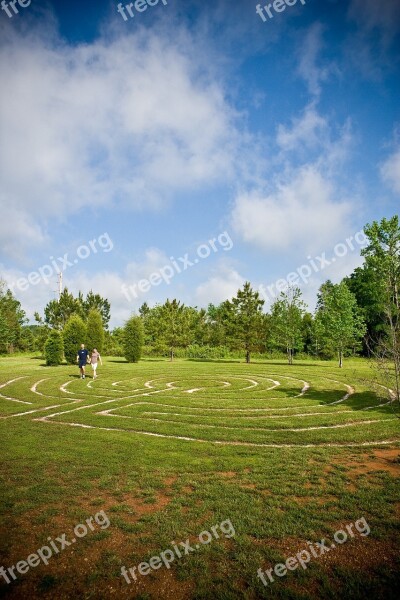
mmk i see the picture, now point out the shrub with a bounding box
[86,309,104,353]
[123,316,144,363]
[44,330,64,366]
[63,315,87,364]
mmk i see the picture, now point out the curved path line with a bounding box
[141,416,395,432]
[34,419,400,448]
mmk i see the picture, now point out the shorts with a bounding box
[91,363,98,371]
[78,362,86,369]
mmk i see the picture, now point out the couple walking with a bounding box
[76,344,103,379]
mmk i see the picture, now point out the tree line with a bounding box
[1,216,398,376]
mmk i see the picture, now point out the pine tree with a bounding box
[44,330,64,366]
[86,309,104,353]
[63,315,87,364]
[230,282,265,363]
[124,316,144,363]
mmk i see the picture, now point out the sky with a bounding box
[0,0,399,328]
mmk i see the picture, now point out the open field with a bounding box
[1,355,399,599]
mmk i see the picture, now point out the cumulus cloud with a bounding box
[0,21,245,262]
[231,166,354,254]
[381,150,400,194]
[194,263,245,306]
[277,104,328,152]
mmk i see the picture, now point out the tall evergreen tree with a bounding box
[124,316,144,363]
[81,291,111,330]
[86,309,105,353]
[230,282,265,363]
[63,315,87,364]
[157,299,188,361]
[0,280,26,353]
[44,330,64,366]
[44,288,83,329]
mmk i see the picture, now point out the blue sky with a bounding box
[0,0,399,327]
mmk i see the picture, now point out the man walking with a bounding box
[76,343,89,379]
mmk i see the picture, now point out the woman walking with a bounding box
[90,348,103,379]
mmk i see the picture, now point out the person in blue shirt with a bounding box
[76,343,89,379]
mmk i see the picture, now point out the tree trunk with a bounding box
[246,350,250,364]
[339,350,343,368]
[170,348,174,362]
[287,348,293,365]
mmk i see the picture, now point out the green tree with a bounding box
[0,280,26,352]
[44,288,83,329]
[33,312,50,354]
[43,289,111,330]
[44,330,64,366]
[361,216,400,404]
[345,266,384,354]
[86,309,104,353]
[63,315,87,364]
[270,287,306,364]
[230,282,265,363]
[19,328,36,352]
[104,327,125,356]
[123,316,144,363]
[81,291,111,330]
[315,281,365,368]
[0,307,10,353]
[157,299,189,361]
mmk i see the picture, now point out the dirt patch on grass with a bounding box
[340,449,400,478]
[292,495,338,506]
[217,471,237,478]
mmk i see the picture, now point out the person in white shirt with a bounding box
[90,348,103,379]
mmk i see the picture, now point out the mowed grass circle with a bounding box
[0,359,398,447]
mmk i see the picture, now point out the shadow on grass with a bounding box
[106,358,166,363]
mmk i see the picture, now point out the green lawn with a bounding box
[1,355,399,599]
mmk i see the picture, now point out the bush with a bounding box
[86,309,104,353]
[186,344,231,359]
[123,316,144,363]
[63,315,87,364]
[44,330,64,366]
[103,331,124,357]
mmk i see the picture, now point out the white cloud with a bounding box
[277,104,328,151]
[381,150,400,194]
[194,264,245,306]
[231,166,354,254]
[297,23,337,97]
[0,204,46,263]
[0,23,244,262]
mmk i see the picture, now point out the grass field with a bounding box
[1,355,399,599]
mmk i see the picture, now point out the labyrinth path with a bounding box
[1,368,399,447]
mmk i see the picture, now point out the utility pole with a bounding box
[55,273,62,301]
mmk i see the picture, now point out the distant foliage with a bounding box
[63,315,87,364]
[44,330,64,366]
[186,344,231,359]
[124,316,144,363]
